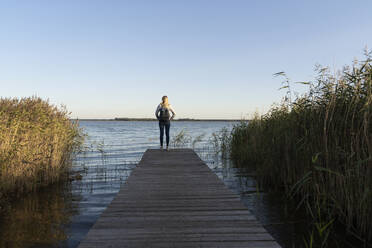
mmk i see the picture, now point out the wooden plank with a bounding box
[78,149,281,248]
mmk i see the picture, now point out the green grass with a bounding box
[226,51,372,244]
[0,96,83,203]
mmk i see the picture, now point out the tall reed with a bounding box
[228,51,372,243]
[0,97,83,200]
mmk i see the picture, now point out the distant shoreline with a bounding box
[73,118,245,122]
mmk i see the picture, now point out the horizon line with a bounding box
[72,117,248,121]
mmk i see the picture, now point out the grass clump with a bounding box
[0,96,83,201]
[228,51,372,244]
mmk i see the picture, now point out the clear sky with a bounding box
[1,0,371,119]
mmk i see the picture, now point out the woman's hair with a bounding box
[160,95,169,108]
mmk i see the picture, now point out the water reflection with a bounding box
[219,164,365,248]
[0,183,76,247]
[0,156,136,248]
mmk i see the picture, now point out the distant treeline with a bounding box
[75,118,243,122]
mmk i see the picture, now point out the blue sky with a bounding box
[1,0,371,119]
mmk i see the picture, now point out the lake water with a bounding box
[0,121,362,248]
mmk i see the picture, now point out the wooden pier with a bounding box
[78,149,281,248]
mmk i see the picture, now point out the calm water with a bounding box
[0,121,363,248]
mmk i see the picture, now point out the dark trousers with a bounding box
[159,121,170,146]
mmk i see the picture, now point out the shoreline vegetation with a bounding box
[222,51,372,246]
[74,118,243,121]
[0,97,83,209]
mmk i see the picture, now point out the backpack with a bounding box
[159,107,170,121]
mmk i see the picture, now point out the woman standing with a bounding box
[155,96,176,151]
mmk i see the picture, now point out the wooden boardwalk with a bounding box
[78,149,281,248]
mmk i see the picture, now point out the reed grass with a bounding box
[0,96,83,202]
[227,51,372,244]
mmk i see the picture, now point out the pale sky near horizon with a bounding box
[1,0,371,119]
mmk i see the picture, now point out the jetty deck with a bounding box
[78,149,281,248]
